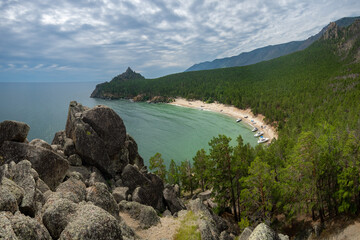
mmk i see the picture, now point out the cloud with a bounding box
[0,0,360,81]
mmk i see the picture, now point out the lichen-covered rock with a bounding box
[59,202,123,240]
[67,165,91,183]
[119,220,140,240]
[220,231,234,240]
[87,166,107,186]
[239,227,252,240]
[248,223,279,240]
[119,201,160,229]
[112,187,129,203]
[86,182,119,219]
[29,139,52,151]
[10,211,52,240]
[67,154,82,166]
[42,197,78,239]
[199,219,216,240]
[1,177,24,206]
[0,212,18,240]
[36,179,50,194]
[56,176,87,203]
[52,130,66,146]
[0,120,30,146]
[121,164,150,192]
[163,184,186,214]
[198,190,212,201]
[0,141,69,190]
[125,134,144,169]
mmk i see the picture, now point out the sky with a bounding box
[0,0,359,82]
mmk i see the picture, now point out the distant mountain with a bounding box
[185,16,360,72]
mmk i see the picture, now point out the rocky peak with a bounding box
[110,67,145,83]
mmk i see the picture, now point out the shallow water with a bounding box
[0,82,257,166]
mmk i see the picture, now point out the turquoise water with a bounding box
[0,82,257,166]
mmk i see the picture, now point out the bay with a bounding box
[0,82,257,167]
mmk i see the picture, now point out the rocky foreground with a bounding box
[0,101,287,239]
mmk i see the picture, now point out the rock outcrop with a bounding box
[0,102,187,239]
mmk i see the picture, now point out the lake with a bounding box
[0,82,257,166]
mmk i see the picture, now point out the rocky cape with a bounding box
[0,101,186,239]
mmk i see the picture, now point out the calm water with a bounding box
[0,82,257,166]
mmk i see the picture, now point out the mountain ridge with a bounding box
[185,16,360,72]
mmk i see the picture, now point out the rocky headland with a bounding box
[0,101,288,239]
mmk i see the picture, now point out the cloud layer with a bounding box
[0,0,359,81]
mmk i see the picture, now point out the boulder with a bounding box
[0,212,18,239]
[119,200,160,229]
[67,165,91,182]
[87,166,107,186]
[112,187,129,203]
[36,179,50,194]
[52,130,66,146]
[248,223,279,240]
[163,184,186,214]
[59,202,123,240]
[0,120,30,146]
[121,164,150,192]
[29,139,52,151]
[0,185,18,213]
[67,154,82,166]
[12,160,36,217]
[198,190,212,201]
[1,177,24,206]
[0,141,69,190]
[162,209,172,217]
[63,138,76,157]
[125,134,144,169]
[239,227,252,240]
[86,182,119,219]
[56,176,87,203]
[42,197,78,239]
[220,231,234,240]
[199,219,216,240]
[10,211,52,240]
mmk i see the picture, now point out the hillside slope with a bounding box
[185,16,360,72]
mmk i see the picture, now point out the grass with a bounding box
[173,211,201,240]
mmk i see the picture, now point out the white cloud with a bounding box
[1,0,360,80]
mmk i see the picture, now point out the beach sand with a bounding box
[169,98,278,141]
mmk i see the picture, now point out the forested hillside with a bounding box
[92,20,360,234]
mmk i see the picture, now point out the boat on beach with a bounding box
[257,136,269,144]
[252,127,258,132]
[236,118,242,122]
[254,131,264,137]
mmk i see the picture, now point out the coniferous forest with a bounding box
[93,21,360,230]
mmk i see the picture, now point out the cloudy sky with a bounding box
[0,0,359,82]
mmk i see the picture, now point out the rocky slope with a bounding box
[185,16,360,72]
[0,101,187,239]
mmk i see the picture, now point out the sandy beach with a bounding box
[169,98,278,142]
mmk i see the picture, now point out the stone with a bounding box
[0,185,18,213]
[162,210,172,217]
[119,201,160,229]
[0,120,30,146]
[0,212,18,239]
[86,182,119,219]
[42,197,78,239]
[88,166,107,186]
[121,164,150,192]
[239,227,252,240]
[67,154,82,166]
[199,219,216,240]
[173,184,180,197]
[119,220,140,240]
[248,223,279,240]
[67,165,91,182]
[56,176,87,203]
[29,139,52,151]
[63,138,76,157]
[52,130,66,146]
[163,184,186,214]
[125,134,144,168]
[10,211,52,240]
[59,202,123,240]
[1,177,24,205]
[198,190,212,201]
[112,187,129,203]
[12,160,36,217]
[36,179,50,193]
[278,233,289,240]
[0,141,69,190]
[220,231,234,240]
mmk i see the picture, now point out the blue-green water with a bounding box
[0,82,257,166]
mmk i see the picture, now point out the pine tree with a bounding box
[149,152,167,181]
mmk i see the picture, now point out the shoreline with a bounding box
[168,98,278,142]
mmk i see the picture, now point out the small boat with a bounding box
[257,137,269,144]
[252,127,258,132]
[254,131,264,137]
[236,118,242,123]
[244,116,248,118]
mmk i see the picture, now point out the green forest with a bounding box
[95,21,360,231]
